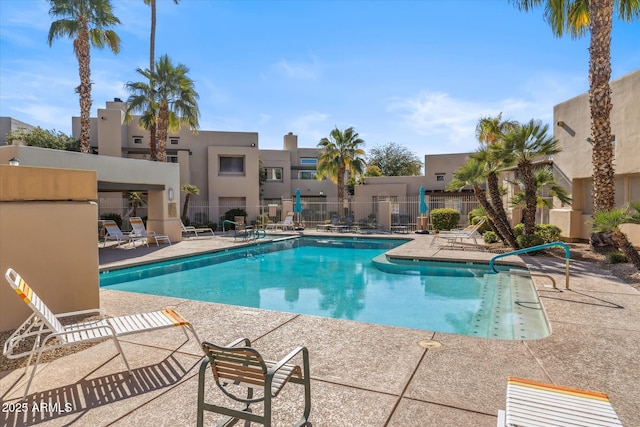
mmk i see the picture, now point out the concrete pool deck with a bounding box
[2,232,639,426]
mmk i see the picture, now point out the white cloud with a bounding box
[272,57,321,80]
[287,112,330,144]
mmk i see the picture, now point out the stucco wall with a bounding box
[0,165,99,331]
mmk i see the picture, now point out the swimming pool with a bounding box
[100,236,550,340]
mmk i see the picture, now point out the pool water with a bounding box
[100,237,550,340]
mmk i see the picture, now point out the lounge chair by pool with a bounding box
[3,268,200,400]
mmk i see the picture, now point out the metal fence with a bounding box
[183,194,481,231]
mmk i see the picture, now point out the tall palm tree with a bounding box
[126,54,200,162]
[142,0,179,160]
[448,158,519,249]
[475,114,520,244]
[497,120,561,242]
[48,0,121,153]
[317,127,366,218]
[510,0,640,213]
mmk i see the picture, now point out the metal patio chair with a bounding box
[198,337,311,427]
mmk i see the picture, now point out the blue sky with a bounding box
[0,1,638,156]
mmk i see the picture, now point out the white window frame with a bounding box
[169,137,179,145]
[265,167,283,181]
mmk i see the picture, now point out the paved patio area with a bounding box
[1,231,639,426]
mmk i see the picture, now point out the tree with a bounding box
[142,0,179,160]
[367,142,422,176]
[125,192,147,217]
[591,203,640,269]
[47,0,121,153]
[5,127,79,151]
[472,113,521,246]
[510,166,573,223]
[181,184,199,221]
[448,158,519,249]
[364,164,382,177]
[317,127,366,217]
[497,119,561,245]
[126,54,200,161]
[510,0,640,213]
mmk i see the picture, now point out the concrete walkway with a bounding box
[1,232,639,426]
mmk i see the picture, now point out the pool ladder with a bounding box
[489,241,571,289]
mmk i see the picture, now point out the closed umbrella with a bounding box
[418,186,429,233]
[294,188,302,229]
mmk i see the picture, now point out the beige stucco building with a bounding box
[551,69,640,242]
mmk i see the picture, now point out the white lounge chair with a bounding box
[129,216,171,245]
[268,212,295,231]
[3,268,201,400]
[101,219,147,248]
[497,377,622,426]
[181,220,214,238]
[432,219,485,247]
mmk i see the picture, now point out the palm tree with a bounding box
[124,70,159,159]
[475,114,520,245]
[317,127,366,217]
[142,0,179,160]
[591,204,640,268]
[181,184,199,222]
[497,120,561,243]
[448,158,519,249]
[48,0,121,153]
[510,166,573,223]
[510,0,640,213]
[126,54,200,162]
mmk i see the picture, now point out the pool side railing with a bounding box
[489,241,571,289]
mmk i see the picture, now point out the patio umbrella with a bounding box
[294,188,302,227]
[418,186,429,233]
[419,186,428,215]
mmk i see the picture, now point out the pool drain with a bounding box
[418,339,442,349]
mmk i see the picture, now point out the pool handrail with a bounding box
[489,241,571,289]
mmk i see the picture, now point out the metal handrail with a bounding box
[489,241,571,289]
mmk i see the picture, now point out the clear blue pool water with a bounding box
[100,236,550,340]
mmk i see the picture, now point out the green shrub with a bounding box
[100,213,123,228]
[431,208,460,232]
[513,223,524,237]
[483,231,499,244]
[608,251,627,264]
[467,208,489,233]
[517,234,545,249]
[536,224,562,243]
[256,213,270,227]
[223,208,248,230]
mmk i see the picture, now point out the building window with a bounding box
[265,167,283,181]
[298,170,317,180]
[169,138,179,145]
[166,155,178,163]
[220,156,245,175]
[435,173,445,181]
[300,157,317,166]
[133,136,143,144]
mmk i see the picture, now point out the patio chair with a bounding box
[101,219,147,248]
[181,220,214,239]
[198,337,311,427]
[3,268,201,400]
[129,216,171,245]
[431,219,485,247]
[331,214,355,233]
[316,215,339,232]
[497,377,622,426]
[391,214,411,234]
[270,212,295,231]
